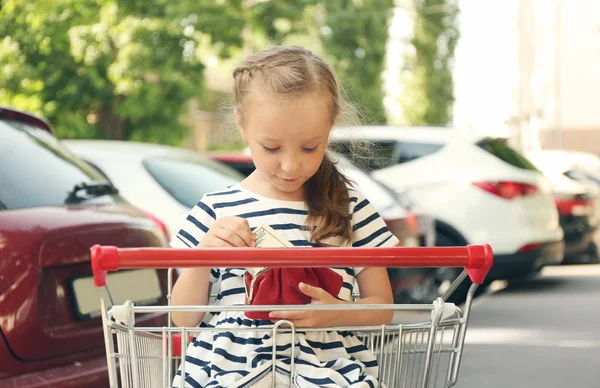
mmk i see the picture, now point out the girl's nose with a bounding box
[280,156,300,176]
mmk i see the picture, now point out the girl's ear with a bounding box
[234,107,247,142]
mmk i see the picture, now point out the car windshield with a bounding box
[0,119,107,210]
[332,140,398,171]
[143,155,244,208]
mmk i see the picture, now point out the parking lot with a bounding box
[459,264,600,388]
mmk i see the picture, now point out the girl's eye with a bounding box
[302,146,319,153]
[263,146,279,153]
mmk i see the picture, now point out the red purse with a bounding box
[243,268,344,320]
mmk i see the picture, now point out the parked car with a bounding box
[528,149,600,183]
[528,149,600,222]
[62,140,245,240]
[527,151,600,263]
[209,152,437,246]
[330,126,565,281]
[0,107,169,387]
[527,149,600,194]
[65,142,452,302]
[206,152,465,304]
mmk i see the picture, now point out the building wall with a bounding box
[539,128,600,154]
[453,0,600,153]
[554,0,600,135]
[530,0,600,152]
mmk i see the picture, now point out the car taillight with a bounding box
[405,212,418,230]
[142,210,169,238]
[554,197,593,216]
[472,181,538,200]
[384,217,420,247]
[518,242,542,253]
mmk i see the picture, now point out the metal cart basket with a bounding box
[90,244,493,388]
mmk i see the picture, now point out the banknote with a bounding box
[254,224,294,248]
[246,224,293,276]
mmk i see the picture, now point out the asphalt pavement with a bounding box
[457,264,600,388]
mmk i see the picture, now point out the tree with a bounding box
[318,1,395,124]
[399,0,459,125]
[0,0,248,143]
[0,0,396,142]
[240,1,397,125]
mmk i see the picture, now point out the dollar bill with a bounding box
[247,224,293,276]
[254,224,294,248]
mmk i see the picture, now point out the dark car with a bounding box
[0,107,170,387]
[551,177,599,264]
[526,152,600,264]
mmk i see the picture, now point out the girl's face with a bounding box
[240,94,333,200]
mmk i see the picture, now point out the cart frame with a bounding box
[91,244,493,388]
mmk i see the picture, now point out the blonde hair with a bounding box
[232,45,357,245]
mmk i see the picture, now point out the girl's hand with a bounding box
[198,216,255,248]
[269,282,346,328]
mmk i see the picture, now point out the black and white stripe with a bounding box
[170,184,399,387]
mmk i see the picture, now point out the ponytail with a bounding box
[305,153,352,246]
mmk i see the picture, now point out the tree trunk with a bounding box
[96,103,126,140]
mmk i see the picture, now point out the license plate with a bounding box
[70,269,163,320]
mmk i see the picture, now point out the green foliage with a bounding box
[399,0,459,125]
[0,0,397,142]
[319,1,395,124]
[0,0,243,143]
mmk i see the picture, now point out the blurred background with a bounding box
[1,0,599,387]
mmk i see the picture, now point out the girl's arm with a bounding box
[269,267,394,327]
[171,268,212,327]
[171,216,255,327]
[337,266,394,326]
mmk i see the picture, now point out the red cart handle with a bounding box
[90,245,493,287]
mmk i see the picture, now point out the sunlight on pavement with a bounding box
[541,264,600,277]
[465,327,600,348]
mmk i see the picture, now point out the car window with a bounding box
[331,140,398,171]
[0,119,107,210]
[583,170,600,186]
[143,156,244,208]
[477,138,539,171]
[332,139,444,170]
[396,142,444,163]
[564,168,600,187]
[221,161,256,177]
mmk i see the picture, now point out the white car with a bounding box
[527,150,600,263]
[64,140,451,303]
[62,140,244,238]
[527,149,600,221]
[527,149,600,190]
[330,126,565,281]
[207,151,468,303]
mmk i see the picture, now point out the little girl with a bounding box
[170,45,399,387]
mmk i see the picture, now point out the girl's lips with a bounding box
[280,177,298,182]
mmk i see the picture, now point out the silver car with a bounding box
[62,140,244,239]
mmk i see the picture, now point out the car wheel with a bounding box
[389,267,439,304]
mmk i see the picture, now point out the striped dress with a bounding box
[170,183,399,388]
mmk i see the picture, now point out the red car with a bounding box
[0,107,170,387]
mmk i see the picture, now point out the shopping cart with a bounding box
[91,244,493,388]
